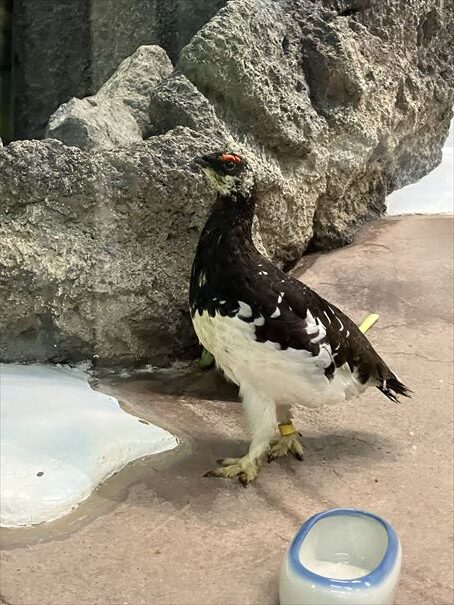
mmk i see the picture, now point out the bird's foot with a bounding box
[204,455,261,486]
[268,432,305,462]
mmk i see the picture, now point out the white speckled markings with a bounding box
[0,364,178,528]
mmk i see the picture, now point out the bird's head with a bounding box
[194,151,254,197]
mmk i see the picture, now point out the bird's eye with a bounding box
[225,161,236,170]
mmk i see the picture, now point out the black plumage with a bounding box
[189,151,411,484]
[190,158,410,403]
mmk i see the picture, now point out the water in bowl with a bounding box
[304,560,369,580]
[299,514,388,581]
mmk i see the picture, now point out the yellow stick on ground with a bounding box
[359,313,380,334]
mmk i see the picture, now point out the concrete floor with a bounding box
[1,215,453,605]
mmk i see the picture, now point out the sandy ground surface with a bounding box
[1,215,453,605]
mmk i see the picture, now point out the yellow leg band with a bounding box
[278,422,297,437]
[359,313,380,334]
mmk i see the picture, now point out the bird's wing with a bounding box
[243,271,358,380]
[237,266,409,399]
[193,251,410,401]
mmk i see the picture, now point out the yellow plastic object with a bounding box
[278,422,297,437]
[358,313,380,334]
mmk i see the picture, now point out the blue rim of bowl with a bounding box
[288,508,399,589]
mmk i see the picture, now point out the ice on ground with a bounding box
[0,364,178,528]
[387,119,453,216]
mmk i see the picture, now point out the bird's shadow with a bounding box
[3,426,394,550]
[99,367,396,513]
[99,427,395,515]
[111,365,239,402]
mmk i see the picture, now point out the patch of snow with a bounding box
[0,364,178,528]
[386,119,453,216]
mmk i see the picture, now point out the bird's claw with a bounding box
[238,473,250,487]
[203,455,259,485]
[268,432,305,462]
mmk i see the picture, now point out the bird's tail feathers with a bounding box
[377,374,412,403]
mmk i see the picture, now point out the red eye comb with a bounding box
[220,153,241,163]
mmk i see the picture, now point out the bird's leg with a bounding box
[268,405,304,462]
[205,386,277,486]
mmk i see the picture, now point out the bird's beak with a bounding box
[192,155,211,170]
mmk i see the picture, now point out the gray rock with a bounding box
[177,0,453,251]
[178,1,326,155]
[46,46,173,150]
[148,73,230,140]
[83,0,225,82]
[1,0,453,367]
[88,0,161,90]
[0,132,213,366]
[98,45,174,134]
[12,0,226,139]
[12,0,92,140]
[45,98,143,151]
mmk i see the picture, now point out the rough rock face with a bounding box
[149,74,230,140]
[178,0,454,251]
[11,0,226,140]
[0,131,214,366]
[45,98,142,152]
[46,46,173,150]
[1,0,453,367]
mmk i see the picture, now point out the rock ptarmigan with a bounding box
[190,151,410,486]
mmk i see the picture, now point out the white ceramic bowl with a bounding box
[280,508,401,605]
